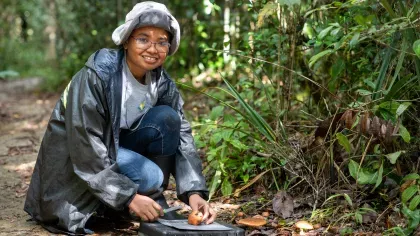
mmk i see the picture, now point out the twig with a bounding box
[356,135,373,184]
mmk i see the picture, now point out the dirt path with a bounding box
[0,78,56,235]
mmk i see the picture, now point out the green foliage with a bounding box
[401,174,420,211]
[385,204,420,235]
[414,39,420,58]
[193,99,272,199]
[336,133,351,154]
[223,77,278,143]
[348,159,380,185]
[0,70,19,80]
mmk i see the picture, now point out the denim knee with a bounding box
[117,148,164,194]
[153,105,181,133]
[147,169,164,193]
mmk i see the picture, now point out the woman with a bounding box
[24,2,215,234]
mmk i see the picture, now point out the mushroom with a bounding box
[237,218,267,227]
[188,210,204,225]
[295,220,313,235]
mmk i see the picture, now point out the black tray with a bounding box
[138,220,245,236]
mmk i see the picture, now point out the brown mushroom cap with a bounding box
[295,220,314,230]
[238,218,267,227]
[188,210,204,225]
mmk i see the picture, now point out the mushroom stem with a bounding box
[299,229,305,235]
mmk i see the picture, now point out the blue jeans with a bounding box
[117,105,181,195]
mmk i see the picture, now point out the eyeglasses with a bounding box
[130,36,171,53]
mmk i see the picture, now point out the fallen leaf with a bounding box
[15,192,26,198]
[252,214,265,219]
[247,230,263,236]
[219,203,241,210]
[400,179,416,193]
[272,190,294,218]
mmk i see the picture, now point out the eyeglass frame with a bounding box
[130,36,171,53]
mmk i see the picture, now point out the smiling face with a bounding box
[124,26,170,82]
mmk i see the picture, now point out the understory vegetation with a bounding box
[2,0,419,234]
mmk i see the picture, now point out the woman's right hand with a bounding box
[128,194,163,221]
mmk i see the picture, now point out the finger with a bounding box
[206,208,217,224]
[201,204,210,222]
[129,209,138,217]
[152,201,164,216]
[190,203,198,211]
[149,208,160,221]
[139,213,147,222]
[145,211,155,222]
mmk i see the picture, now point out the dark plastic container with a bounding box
[138,220,245,236]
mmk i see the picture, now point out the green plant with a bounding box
[384,204,420,236]
[401,173,420,211]
[322,193,377,225]
[193,102,272,199]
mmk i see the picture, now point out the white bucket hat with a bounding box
[112,1,180,55]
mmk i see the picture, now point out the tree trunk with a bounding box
[45,0,57,61]
[223,0,231,63]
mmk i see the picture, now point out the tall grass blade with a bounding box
[385,41,407,97]
[373,38,395,100]
[385,76,418,100]
[222,78,277,143]
[176,82,246,117]
[177,82,270,143]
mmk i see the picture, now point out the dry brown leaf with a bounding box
[272,190,294,218]
[252,214,265,219]
[316,110,399,145]
[360,113,369,134]
[238,218,267,227]
[219,203,241,210]
[372,116,381,136]
[344,110,353,129]
[400,179,416,193]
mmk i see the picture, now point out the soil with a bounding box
[0,78,55,235]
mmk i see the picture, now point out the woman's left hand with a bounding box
[188,194,216,224]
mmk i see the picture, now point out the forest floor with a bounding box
[0,78,54,235]
[3,78,411,236]
[0,78,275,236]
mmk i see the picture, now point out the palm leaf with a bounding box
[222,78,277,143]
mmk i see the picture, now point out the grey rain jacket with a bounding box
[24,48,209,234]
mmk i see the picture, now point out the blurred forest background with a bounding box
[1,0,420,234]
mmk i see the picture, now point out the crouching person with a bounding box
[24,2,216,234]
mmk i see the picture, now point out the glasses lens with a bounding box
[156,43,170,53]
[134,37,170,53]
[136,40,149,49]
